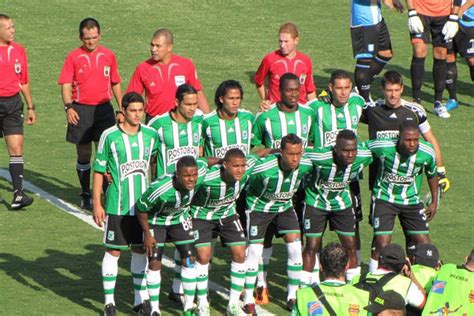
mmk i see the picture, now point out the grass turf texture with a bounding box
[0,0,472,314]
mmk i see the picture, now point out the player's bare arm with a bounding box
[197,90,210,114]
[20,83,36,125]
[61,83,79,125]
[460,0,474,16]
[136,211,155,257]
[112,82,124,122]
[422,130,444,167]
[384,0,405,12]
[425,175,439,221]
[92,172,105,227]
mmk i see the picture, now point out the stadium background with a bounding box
[0,0,472,314]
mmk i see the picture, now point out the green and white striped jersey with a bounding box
[305,144,372,211]
[93,124,158,216]
[252,103,313,148]
[136,159,208,226]
[368,139,437,205]
[307,95,364,147]
[148,112,203,176]
[202,109,254,158]
[191,155,258,220]
[246,154,313,213]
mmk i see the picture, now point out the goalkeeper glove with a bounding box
[408,10,424,34]
[318,89,332,104]
[437,166,451,194]
[442,14,459,41]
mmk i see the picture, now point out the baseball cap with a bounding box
[364,290,406,313]
[414,243,439,268]
[379,244,407,271]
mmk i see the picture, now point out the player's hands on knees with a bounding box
[66,108,80,125]
[144,234,157,257]
[258,100,272,112]
[425,202,437,222]
[93,205,106,227]
[26,109,36,125]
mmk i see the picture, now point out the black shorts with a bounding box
[0,94,24,137]
[351,19,392,59]
[103,214,143,249]
[149,217,195,247]
[66,102,115,144]
[303,205,356,237]
[236,189,247,235]
[410,14,449,47]
[193,214,246,247]
[247,208,300,244]
[449,25,474,58]
[372,199,429,236]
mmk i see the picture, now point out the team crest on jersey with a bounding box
[193,133,199,143]
[350,172,359,179]
[302,124,308,134]
[120,159,147,181]
[250,226,258,237]
[103,66,110,77]
[348,304,360,316]
[242,131,248,140]
[14,62,21,74]
[307,301,323,315]
[351,116,358,125]
[299,74,306,85]
[107,230,115,241]
[304,219,311,230]
[373,217,380,229]
[145,148,150,157]
[431,280,446,294]
[174,75,186,86]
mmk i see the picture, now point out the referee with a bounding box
[0,14,36,210]
[58,18,122,210]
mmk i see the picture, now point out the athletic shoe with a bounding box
[168,289,185,306]
[413,98,422,105]
[434,101,451,118]
[445,98,459,112]
[133,299,151,315]
[10,190,34,210]
[286,299,296,311]
[103,303,117,316]
[255,286,270,305]
[197,301,210,316]
[226,303,245,316]
[184,309,195,316]
[242,303,257,316]
[80,192,92,210]
[151,311,161,316]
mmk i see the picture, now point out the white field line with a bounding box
[0,169,274,315]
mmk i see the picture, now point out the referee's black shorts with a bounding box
[0,93,24,138]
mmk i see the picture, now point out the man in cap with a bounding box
[411,243,441,292]
[364,290,406,315]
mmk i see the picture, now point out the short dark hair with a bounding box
[176,84,198,103]
[223,148,246,162]
[399,120,419,135]
[330,70,352,85]
[122,92,144,110]
[279,73,299,91]
[176,156,197,172]
[214,80,244,109]
[281,133,302,151]
[336,129,357,143]
[381,70,403,88]
[79,18,100,37]
[0,13,11,21]
[320,243,348,278]
[152,28,174,44]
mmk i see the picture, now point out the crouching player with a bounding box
[136,157,207,316]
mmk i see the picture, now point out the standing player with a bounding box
[301,130,373,287]
[254,22,316,108]
[127,28,209,121]
[407,0,461,118]
[368,121,439,270]
[58,18,122,210]
[0,13,36,209]
[92,92,157,316]
[136,156,207,316]
[350,0,404,101]
[191,149,257,316]
[244,134,312,313]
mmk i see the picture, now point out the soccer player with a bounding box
[292,243,370,315]
[136,156,207,316]
[301,130,373,286]
[350,0,404,102]
[58,18,122,210]
[92,92,157,316]
[0,13,36,209]
[251,73,313,304]
[407,0,462,118]
[368,121,439,271]
[254,22,316,109]
[243,134,312,313]
[191,149,257,316]
[127,28,209,120]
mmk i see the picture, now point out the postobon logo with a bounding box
[214,144,247,158]
[319,180,348,191]
[324,129,355,146]
[167,146,197,163]
[208,196,236,206]
[376,130,398,139]
[263,190,296,201]
[120,159,147,180]
[383,172,414,185]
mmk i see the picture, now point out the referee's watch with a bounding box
[64,103,73,112]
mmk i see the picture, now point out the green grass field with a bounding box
[0,1,472,315]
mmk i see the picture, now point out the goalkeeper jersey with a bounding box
[368,139,437,205]
[93,124,158,216]
[350,0,382,27]
[307,95,364,147]
[246,154,313,213]
[148,112,203,176]
[202,109,254,158]
[136,159,207,226]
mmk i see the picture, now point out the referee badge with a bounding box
[175,75,185,86]
[103,66,110,77]
[15,62,21,74]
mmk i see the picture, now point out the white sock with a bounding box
[229,261,246,304]
[257,247,272,288]
[286,241,303,300]
[300,270,313,288]
[345,266,361,282]
[244,243,263,305]
[147,269,161,314]
[102,252,119,306]
[131,252,149,306]
[369,257,378,273]
[181,265,197,311]
[195,262,209,304]
[172,249,183,294]
[312,253,320,284]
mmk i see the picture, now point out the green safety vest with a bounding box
[411,264,437,293]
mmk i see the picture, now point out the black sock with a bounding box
[445,61,457,100]
[433,58,447,102]
[354,59,372,102]
[470,64,474,82]
[76,160,91,195]
[370,54,391,80]
[9,156,24,193]
[410,56,425,101]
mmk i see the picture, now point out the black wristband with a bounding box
[27,104,35,110]
[64,103,73,112]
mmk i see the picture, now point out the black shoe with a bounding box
[10,190,34,210]
[168,289,184,305]
[103,303,117,316]
[242,303,256,316]
[286,299,296,311]
[151,312,161,316]
[133,299,151,315]
[80,192,92,210]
